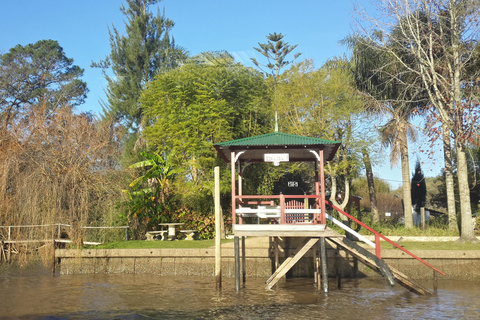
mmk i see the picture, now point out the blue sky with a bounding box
[0,0,443,188]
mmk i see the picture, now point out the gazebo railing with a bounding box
[234,194,325,225]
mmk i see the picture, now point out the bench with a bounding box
[145,230,168,241]
[236,206,321,224]
[237,206,281,224]
[180,230,198,240]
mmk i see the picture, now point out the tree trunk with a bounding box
[443,124,457,231]
[362,148,379,223]
[399,125,413,228]
[455,142,476,242]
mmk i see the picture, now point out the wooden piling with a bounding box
[234,236,240,291]
[241,236,246,285]
[335,249,341,289]
[320,237,328,293]
[214,166,222,289]
[314,242,320,289]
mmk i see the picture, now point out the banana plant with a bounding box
[123,151,178,232]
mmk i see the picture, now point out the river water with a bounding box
[1,265,479,319]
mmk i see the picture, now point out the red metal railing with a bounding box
[327,200,446,276]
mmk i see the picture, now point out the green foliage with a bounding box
[92,0,187,131]
[141,51,270,209]
[0,39,87,126]
[351,177,391,199]
[251,32,302,78]
[171,207,218,240]
[122,151,178,237]
[251,32,301,131]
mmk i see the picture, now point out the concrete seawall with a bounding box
[55,237,480,281]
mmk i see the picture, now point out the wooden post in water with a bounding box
[313,242,320,289]
[320,237,328,293]
[335,249,341,289]
[241,236,246,285]
[234,236,240,291]
[214,166,222,289]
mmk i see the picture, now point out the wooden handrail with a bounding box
[327,200,446,276]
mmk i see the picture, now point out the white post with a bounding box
[421,207,426,232]
[215,166,222,289]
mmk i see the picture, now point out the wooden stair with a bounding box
[266,237,319,290]
[327,236,433,295]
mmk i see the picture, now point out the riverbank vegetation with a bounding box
[1,0,480,254]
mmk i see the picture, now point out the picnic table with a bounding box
[159,223,184,240]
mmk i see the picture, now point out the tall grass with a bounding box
[0,108,125,264]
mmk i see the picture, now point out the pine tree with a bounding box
[1,40,87,127]
[251,33,301,132]
[411,160,426,214]
[92,0,186,131]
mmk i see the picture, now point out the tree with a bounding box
[411,159,427,214]
[275,58,364,225]
[92,0,186,131]
[251,32,301,131]
[355,0,480,241]
[361,148,380,222]
[123,151,177,234]
[0,108,122,244]
[343,33,426,228]
[141,52,270,211]
[0,40,87,128]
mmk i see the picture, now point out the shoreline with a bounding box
[55,236,480,280]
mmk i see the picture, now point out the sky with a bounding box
[0,0,444,189]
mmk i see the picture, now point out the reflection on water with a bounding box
[1,264,480,319]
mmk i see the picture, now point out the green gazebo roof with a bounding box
[214,132,341,163]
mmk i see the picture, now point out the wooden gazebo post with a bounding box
[231,151,241,291]
[319,149,326,224]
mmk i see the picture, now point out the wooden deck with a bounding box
[232,224,342,237]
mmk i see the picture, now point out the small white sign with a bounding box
[264,153,289,166]
[288,181,298,187]
[385,212,391,217]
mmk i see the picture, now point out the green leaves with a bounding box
[251,32,301,78]
[94,0,187,131]
[123,151,178,232]
[0,40,87,126]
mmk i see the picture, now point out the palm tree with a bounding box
[343,33,426,228]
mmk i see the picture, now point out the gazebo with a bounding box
[214,131,444,294]
[215,131,341,232]
[214,131,343,290]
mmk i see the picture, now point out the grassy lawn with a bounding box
[88,239,234,249]
[382,241,480,250]
[85,238,480,250]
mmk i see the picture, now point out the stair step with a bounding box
[327,236,433,295]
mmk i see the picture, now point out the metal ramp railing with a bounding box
[326,200,446,295]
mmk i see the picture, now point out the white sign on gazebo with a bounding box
[264,153,289,166]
